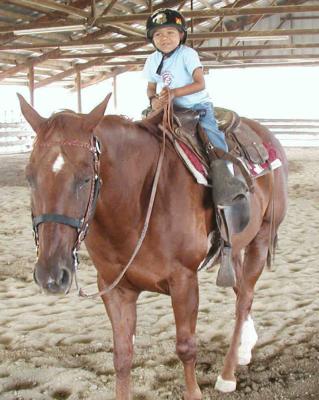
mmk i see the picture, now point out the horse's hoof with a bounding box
[214,375,236,393]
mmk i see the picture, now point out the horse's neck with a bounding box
[95,116,211,238]
[99,117,159,198]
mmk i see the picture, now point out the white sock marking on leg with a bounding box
[238,315,258,365]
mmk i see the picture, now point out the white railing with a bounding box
[0,122,34,154]
[256,118,319,147]
[1,118,318,155]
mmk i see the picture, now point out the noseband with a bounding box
[32,136,102,273]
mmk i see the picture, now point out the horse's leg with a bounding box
[170,269,202,400]
[99,277,139,400]
[215,222,270,392]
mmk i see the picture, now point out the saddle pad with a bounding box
[175,140,209,186]
[174,139,282,187]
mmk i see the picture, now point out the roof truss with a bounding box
[0,0,318,89]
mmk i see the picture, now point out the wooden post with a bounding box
[91,0,96,19]
[190,0,194,48]
[28,65,35,106]
[76,70,82,112]
[113,75,117,110]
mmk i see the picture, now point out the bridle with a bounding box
[32,135,102,280]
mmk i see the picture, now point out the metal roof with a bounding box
[0,0,318,89]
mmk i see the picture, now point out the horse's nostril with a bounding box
[33,265,71,294]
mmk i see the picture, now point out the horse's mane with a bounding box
[47,109,77,123]
[50,109,77,116]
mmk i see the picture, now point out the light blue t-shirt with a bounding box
[143,45,211,108]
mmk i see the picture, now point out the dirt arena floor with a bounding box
[0,148,318,400]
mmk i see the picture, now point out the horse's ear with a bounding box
[85,93,112,132]
[17,93,47,134]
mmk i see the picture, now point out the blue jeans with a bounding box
[191,102,228,152]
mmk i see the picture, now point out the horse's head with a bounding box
[18,94,111,294]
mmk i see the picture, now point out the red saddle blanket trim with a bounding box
[263,141,280,163]
[177,140,281,182]
[178,141,208,176]
[248,141,282,177]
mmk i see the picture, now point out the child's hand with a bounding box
[151,96,163,110]
[159,87,175,104]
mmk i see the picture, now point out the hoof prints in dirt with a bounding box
[52,389,72,400]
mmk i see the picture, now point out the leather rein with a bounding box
[32,104,171,299]
[79,105,170,298]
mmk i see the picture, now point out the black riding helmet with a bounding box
[146,8,187,44]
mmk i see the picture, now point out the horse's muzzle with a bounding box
[34,263,72,294]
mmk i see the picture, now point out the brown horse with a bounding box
[19,94,288,400]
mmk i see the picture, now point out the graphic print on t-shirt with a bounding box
[161,70,173,87]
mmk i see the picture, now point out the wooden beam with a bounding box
[109,23,145,37]
[99,60,145,66]
[0,49,60,81]
[283,15,319,20]
[5,0,67,15]
[97,5,319,23]
[0,20,87,34]
[219,54,319,61]
[52,50,153,58]
[222,0,278,56]
[34,43,142,88]
[81,53,319,66]
[0,7,30,22]
[2,27,319,51]
[45,41,319,59]
[113,75,117,110]
[209,61,319,68]
[28,65,34,106]
[8,0,89,19]
[3,4,318,35]
[0,0,92,53]
[100,0,118,16]
[75,70,82,112]
[198,42,319,52]
[78,66,138,90]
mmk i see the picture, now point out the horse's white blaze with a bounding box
[52,154,65,173]
[238,315,258,366]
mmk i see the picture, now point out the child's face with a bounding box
[152,26,183,53]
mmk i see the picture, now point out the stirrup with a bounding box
[216,245,236,287]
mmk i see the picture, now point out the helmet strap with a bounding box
[155,44,180,75]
